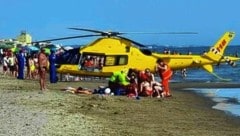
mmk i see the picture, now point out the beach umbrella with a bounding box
[62,46,74,51]
[0,42,15,49]
[45,44,61,51]
[22,46,40,53]
[29,46,40,51]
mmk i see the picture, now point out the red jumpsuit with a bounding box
[157,63,172,97]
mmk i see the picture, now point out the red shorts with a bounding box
[143,89,152,96]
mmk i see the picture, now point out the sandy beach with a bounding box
[0,74,240,136]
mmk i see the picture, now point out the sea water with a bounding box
[186,88,240,117]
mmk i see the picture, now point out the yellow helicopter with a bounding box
[36,28,240,77]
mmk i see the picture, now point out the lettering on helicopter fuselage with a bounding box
[216,39,226,52]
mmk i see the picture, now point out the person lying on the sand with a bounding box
[61,86,93,94]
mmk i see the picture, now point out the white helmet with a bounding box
[104,88,111,94]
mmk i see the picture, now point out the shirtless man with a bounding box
[38,48,48,91]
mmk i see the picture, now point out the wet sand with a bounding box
[1,75,240,135]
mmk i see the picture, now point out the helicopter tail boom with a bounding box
[204,32,235,62]
[201,32,239,74]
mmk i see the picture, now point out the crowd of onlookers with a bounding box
[1,48,58,92]
[1,49,40,79]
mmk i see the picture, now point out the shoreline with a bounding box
[1,75,240,135]
[170,82,240,117]
[170,82,240,89]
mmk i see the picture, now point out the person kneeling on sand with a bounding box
[152,81,163,98]
[139,81,163,98]
[138,68,155,97]
[140,81,153,97]
[126,72,138,98]
[108,70,129,95]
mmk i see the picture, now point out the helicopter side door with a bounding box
[79,53,105,72]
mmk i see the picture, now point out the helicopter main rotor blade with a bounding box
[68,27,125,37]
[119,32,198,34]
[32,34,101,43]
[69,27,198,36]
[153,32,198,34]
[68,27,197,36]
[68,27,105,34]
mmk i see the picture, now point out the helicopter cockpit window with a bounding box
[118,56,128,65]
[105,56,115,66]
[105,55,128,66]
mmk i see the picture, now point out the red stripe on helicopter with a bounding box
[217,39,226,52]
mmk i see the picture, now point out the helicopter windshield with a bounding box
[56,48,80,64]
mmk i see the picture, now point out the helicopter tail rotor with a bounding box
[223,56,237,67]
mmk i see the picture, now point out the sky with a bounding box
[1,0,240,46]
